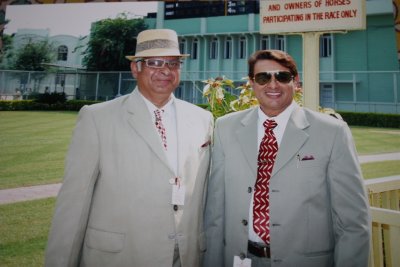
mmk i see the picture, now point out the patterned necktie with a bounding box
[154,109,167,150]
[253,119,278,244]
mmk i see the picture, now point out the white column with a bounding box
[302,32,321,111]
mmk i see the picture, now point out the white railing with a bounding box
[365,176,400,267]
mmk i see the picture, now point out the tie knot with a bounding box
[154,109,164,120]
[263,119,277,130]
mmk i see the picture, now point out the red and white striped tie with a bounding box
[253,119,278,244]
[154,109,167,150]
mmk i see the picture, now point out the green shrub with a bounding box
[0,99,100,111]
[339,111,400,128]
[64,100,101,111]
[35,92,67,105]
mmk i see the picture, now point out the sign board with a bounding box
[260,0,366,34]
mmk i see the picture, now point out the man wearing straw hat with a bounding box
[45,29,213,267]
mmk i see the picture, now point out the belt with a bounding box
[247,240,271,258]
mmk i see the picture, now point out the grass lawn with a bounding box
[361,160,400,179]
[0,111,399,267]
[351,126,400,155]
[1,112,400,189]
[0,111,77,189]
[0,198,55,267]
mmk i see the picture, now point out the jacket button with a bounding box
[168,233,176,239]
[242,219,248,226]
[173,205,178,211]
[248,187,252,193]
[239,252,246,260]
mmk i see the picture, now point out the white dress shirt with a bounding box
[139,92,179,176]
[248,101,296,243]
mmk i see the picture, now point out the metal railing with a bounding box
[0,69,399,113]
[365,176,400,267]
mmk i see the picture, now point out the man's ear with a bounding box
[294,75,301,87]
[249,76,255,88]
[130,61,141,78]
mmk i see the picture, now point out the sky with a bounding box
[4,1,158,37]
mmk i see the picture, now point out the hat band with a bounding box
[136,39,179,54]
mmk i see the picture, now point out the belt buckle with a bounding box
[263,244,271,258]
[248,240,271,258]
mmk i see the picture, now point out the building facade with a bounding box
[1,28,87,98]
[1,0,399,113]
[147,0,399,113]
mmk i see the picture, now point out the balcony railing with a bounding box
[365,176,400,267]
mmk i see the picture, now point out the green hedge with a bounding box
[0,100,101,111]
[338,111,400,128]
[1,100,398,128]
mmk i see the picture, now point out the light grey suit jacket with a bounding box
[45,88,213,267]
[204,104,371,267]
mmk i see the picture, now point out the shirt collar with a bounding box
[139,90,175,116]
[257,100,296,128]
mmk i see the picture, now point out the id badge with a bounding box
[233,256,251,267]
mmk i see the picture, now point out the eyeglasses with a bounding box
[137,58,182,70]
[253,71,294,85]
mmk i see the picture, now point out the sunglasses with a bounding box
[253,71,294,85]
[137,58,182,70]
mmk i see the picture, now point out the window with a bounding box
[320,34,332,57]
[57,45,68,61]
[320,84,334,108]
[191,38,198,60]
[56,73,66,87]
[210,37,218,59]
[224,37,232,59]
[260,36,270,50]
[238,36,246,59]
[179,39,186,56]
[276,35,285,51]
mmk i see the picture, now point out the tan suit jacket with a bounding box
[204,104,370,267]
[45,88,213,267]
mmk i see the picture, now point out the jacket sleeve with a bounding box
[328,122,371,267]
[45,106,100,267]
[203,119,225,267]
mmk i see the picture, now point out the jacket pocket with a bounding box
[85,227,125,253]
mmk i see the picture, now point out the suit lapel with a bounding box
[175,100,190,175]
[235,108,258,179]
[272,106,310,176]
[124,89,172,172]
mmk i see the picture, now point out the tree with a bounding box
[83,13,148,71]
[8,39,56,92]
[0,33,13,68]
[11,39,56,71]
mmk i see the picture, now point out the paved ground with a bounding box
[0,152,399,205]
[0,183,61,205]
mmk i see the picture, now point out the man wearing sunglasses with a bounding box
[45,29,213,267]
[204,50,370,267]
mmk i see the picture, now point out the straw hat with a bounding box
[126,29,189,60]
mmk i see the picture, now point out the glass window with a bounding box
[210,37,218,59]
[260,36,270,50]
[238,36,246,59]
[57,45,68,61]
[179,39,186,55]
[191,38,198,60]
[224,37,232,59]
[320,34,332,58]
[276,35,285,51]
